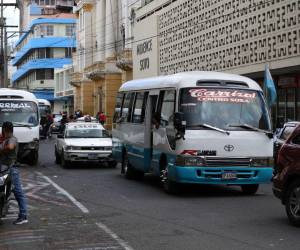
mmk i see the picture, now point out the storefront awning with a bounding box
[32,90,54,101]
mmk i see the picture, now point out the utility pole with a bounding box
[0,1,18,88]
[0,0,4,88]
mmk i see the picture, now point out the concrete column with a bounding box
[96,0,106,62]
[105,0,118,59]
[83,8,93,68]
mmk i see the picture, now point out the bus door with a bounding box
[144,90,159,172]
[151,89,176,175]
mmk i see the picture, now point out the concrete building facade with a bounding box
[54,65,74,113]
[14,0,76,109]
[133,0,300,125]
[71,0,141,129]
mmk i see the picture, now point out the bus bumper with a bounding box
[168,165,273,185]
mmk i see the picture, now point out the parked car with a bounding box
[54,122,116,168]
[50,113,63,134]
[273,123,300,227]
[273,121,300,174]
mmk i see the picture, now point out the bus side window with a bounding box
[113,92,124,123]
[132,92,149,123]
[158,90,176,127]
[121,92,135,123]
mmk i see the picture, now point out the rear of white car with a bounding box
[55,123,116,167]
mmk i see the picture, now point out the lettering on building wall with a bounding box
[136,40,153,71]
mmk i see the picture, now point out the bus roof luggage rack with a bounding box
[196,80,249,88]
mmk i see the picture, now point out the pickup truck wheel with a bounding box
[61,152,70,169]
[285,180,300,227]
[108,160,117,168]
[55,147,61,164]
[241,184,259,195]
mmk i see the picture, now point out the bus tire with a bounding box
[28,150,38,166]
[122,152,142,179]
[160,165,179,194]
[241,184,259,195]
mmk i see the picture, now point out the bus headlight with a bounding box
[175,156,205,167]
[251,157,273,167]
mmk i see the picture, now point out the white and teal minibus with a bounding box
[112,71,273,194]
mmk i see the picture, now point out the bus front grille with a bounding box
[205,157,251,167]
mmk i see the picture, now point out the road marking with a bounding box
[36,172,134,250]
[96,222,134,250]
[36,172,89,214]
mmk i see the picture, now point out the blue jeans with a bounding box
[10,166,27,218]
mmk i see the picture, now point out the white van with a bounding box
[0,89,39,165]
[37,99,51,117]
[112,71,273,194]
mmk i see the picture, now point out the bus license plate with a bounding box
[88,154,98,160]
[222,172,237,180]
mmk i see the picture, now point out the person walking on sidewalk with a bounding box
[0,121,28,225]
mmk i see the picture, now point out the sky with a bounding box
[3,0,20,47]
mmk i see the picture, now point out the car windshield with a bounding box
[0,101,39,127]
[279,126,296,141]
[179,87,271,131]
[53,114,62,123]
[65,129,110,138]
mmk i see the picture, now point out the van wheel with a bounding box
[285,180,300,227]
[241,184,259,195]
[160,166,179,194]
[122,153,143,179]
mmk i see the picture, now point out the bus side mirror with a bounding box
[174,112,186,140]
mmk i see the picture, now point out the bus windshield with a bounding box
[39,105,51,117]
[0,101,39,127]
[179,88,271,131]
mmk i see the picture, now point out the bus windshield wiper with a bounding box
[12,122,32,128]
[189,123,230,135]
[229,123,273,137]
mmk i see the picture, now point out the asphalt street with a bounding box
[0,138,299,250]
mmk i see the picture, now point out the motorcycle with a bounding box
[0,165,12,219]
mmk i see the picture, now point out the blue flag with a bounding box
[264,64,277,108]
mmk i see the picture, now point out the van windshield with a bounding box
[0,101,39,127]
[179,88,271,131]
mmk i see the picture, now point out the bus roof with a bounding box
[119,71,262,92]
[37,99,51,106]
[0,88,38,103]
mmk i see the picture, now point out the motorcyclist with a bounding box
[60,112,68,134]
[0,121,28,225]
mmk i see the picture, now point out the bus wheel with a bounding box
[122,153,142,179]
[28,150,38,166]
[241,184,259,195]
[161,167,178,194]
